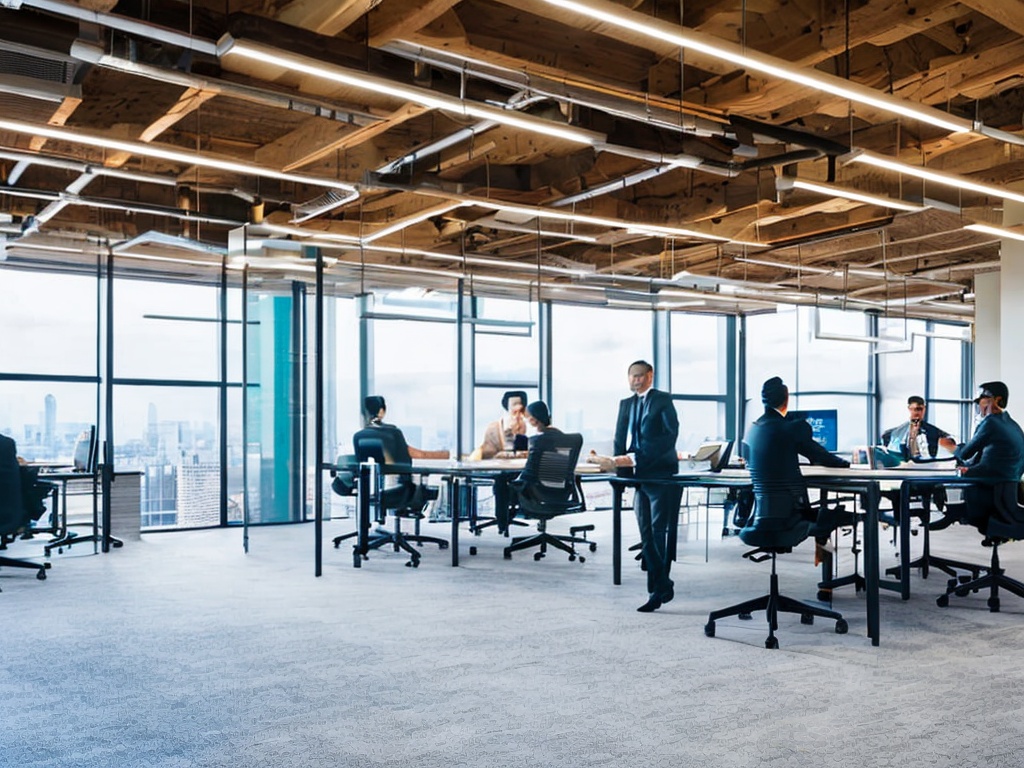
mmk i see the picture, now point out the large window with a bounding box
[551,304,651,454]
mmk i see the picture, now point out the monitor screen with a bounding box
[788,409,838,452]
[71,427,94,471]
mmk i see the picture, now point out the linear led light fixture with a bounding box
[361,203,462,243]
[842,150,1024,206]
[541,0,973,136]
[775,177,926,212]
[475,199,731,242]
[216,36,602,147]
[0,119,360,197]
[963,223,1024,243]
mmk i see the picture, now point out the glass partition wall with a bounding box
[0,258,973,533]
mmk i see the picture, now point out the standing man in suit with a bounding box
[603,360,681,612]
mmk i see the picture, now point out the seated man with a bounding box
[948,381,1024,533]
[745,377,851,558]
[881,394,956,511]
[471,390,528,460]
[882,395,956,460]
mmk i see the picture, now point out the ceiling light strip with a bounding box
[540,0,972,135]
[844,151,1024,206]
[217,37,602,147]
[777,177,926,212]
[0,119,359,195]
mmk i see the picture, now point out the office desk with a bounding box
[335,458,602,567]
[607,467,895,645]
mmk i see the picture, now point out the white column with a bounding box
[974,271,1000,383]
[1000,200,1024,405]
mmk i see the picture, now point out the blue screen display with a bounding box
[789,409,838,452]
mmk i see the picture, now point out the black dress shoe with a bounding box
[637,596,663,613]
[660,585,675,604]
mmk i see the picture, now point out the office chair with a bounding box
[880,486,983,589]
[0,436,52,588]
[506,432,593,562]
[42,427,114,556]
[705,492,848,648]
[351,428,447,567]
[937,481,1024,612]
[329,454,360,550]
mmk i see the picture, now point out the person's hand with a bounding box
[586,451,616,473]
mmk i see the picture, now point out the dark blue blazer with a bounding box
[613,388,679,479]
[956,411,1024,483]
[745,408,849,500]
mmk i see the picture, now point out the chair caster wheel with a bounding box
[835,619,848,634]
[959,574,973,584]
[817,590,832,602]
[36,570,47,580]
[438,542,449,550]
[937,594,949,607]
[589,543,597,552]
[988,597,1000,612]
[405,559,419,568]
[765,636,779,649]
[469,546,477,556]
[801,612,814,625]
[704,620,716,637]
[946,578,958,590]
[578,556,585,563]
[568,554,576,561]
[533,552,543,561]
[503,549,512,560]
[738,612,753,621]
[954,587,969,597]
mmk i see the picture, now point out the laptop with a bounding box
[684,440,733,473]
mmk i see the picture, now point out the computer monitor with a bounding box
[71,427,96,472]
[788,409,838,452]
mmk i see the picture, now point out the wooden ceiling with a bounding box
[2,0,1023,319]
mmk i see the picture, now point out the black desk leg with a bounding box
[450,477,460,567]
[354,464,372,568]
[864,482,881,646]
[612,483,623,585]
[899,483,912,600]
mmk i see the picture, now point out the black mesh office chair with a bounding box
[506,431,593,562]
[351,427,447,568]
[705,492,848,648]
[329,454,360,550]
[937,481,1024,612]
[0,435,52,588]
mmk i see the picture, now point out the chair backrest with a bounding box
[0,434,25,534]
[330,453,358,497]
[987,480,1024,540]
[72,426,98,473]
[352,425,412,467]
[516,431,584,514]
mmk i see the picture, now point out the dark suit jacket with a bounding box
[0,435,24,531]
[613,388,679,479]
[745,408,849,501]
[955,411,1024,483]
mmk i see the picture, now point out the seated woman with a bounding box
[362,396,449,460]
[470,390,529,460]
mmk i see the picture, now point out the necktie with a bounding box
[630,395,642,452]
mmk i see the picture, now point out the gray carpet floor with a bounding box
[3,509,1023,768]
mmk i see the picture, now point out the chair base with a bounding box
[503,525,593,563]
[705,555,847,648]
[885,520,985,585]
[0,555,51,589]
[936,542,1024,612]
